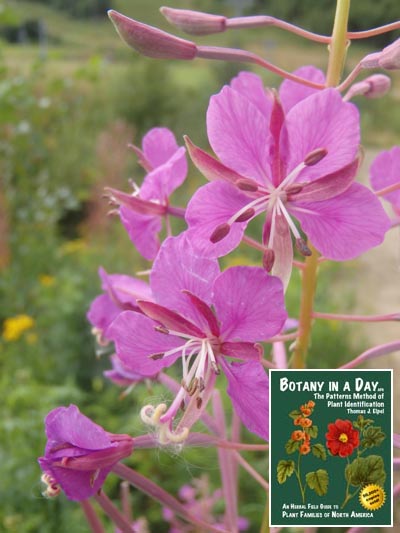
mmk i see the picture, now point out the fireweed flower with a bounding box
[370,146,400,216]
[185,70,390,285]
[326,419,360,458]
[38,405,134,501]
[105,127,187,260]
[107,235,287,443]
[87,266,152,343]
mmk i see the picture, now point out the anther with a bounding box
[295,238,312,256]
[196,397,203,409]
[234,208,255,222]
[210,223,230,243]
[211,361,220,374]
[236,179,259,192]
[198,377,205,392]
[263,248,275,272]
[286,184,303,195]
[154,325,170,335]
[148,352,164,360]
[304,148,328,166]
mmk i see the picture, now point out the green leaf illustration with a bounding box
[288,409,301,419]
[307,425,318,439]
[306,469,329,496]
[277,460,295,484]
[285,438,300,454]
[312,443,327,460]
[353,414,374,430]
[361,426,386,448]
[345,455,386,487]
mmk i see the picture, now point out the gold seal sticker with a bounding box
[359,484,386,511]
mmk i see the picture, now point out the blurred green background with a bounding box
[0,1,399,531]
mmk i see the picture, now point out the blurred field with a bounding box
[0,1,399,532]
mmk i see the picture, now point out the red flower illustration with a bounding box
[326,419,360,458]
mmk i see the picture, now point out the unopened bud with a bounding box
[235,208,255,222]
[160,7,226,36]
[304,148,328,166]
[361,38,400,71]
[210,223,230,243]
[295,238,312,257]
[263,248,275,272]
[378,38,400,70]
[345,74,391,101]
[108,10,197,60]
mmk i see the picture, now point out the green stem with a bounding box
[291,0,351,369]
[295,452,306,503]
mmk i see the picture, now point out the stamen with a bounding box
[263,248,275,272]
[148,352,164,360]
[154,325,170,334]
[304,147,328,166]
[277,199,302,240]
[227,195,268,226]
[236,179,259,192]
[277,161,306,190]
[295,238,312,257]
[210,223,230,243]
[234,207,256,222]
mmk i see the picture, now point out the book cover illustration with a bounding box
[269,369,393,527]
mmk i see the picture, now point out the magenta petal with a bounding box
[279,66,325,112]
[220,359,269,441]
[285,89,360,182]
[370,146,400,209]
[120,207,162,261]
[39,458,110,501]
[185,181,250,258]
[220,341,262,361]
[140,147,187,200]
[137,300,206,338]
[150,235,220,323]
[269,214,293,291]
[230,71,273,118]
[213,266,287,342]
[142,127,180,168]
[107,311,183,375]
[292,182,391,260]
[185,136,247,184]
[291,157,359,203]
[99,267,152,307]
[207,85,272,185]
[44,405,111,452]
[87,294,120,334]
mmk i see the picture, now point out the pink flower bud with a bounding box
[345,74,391,100]
[378,38,400,70]
[160,7,226,35]
[108,10,197,60]
[361,38,400,71]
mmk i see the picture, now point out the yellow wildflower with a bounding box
[39,274,55,287]
[2,314,35,342]
[60,239,87,255]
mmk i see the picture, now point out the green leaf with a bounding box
[312,443,327,460]
[353,414,374,430]
[345,455,386,487]
[306,469,329,496]
[361,426,386,448]
[277,460,295,484]
[307,425,318,439]
[288,409,301,419]
[285,439,300,454]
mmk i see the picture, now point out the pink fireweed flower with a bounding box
[103,353,157,390]
[184,70,390,286]
[38,405,134,501]
[105,127,187,260]
[370,146,400,216]
[107,235,287,443]
[87,266,152,343]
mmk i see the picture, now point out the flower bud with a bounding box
[160,7,226,36]
[378,38,400,70]
[108,10,197,60]
[345,74,391,101]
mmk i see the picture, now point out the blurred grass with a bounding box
[0,0,399,532]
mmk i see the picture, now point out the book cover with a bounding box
[269,369,393,527]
